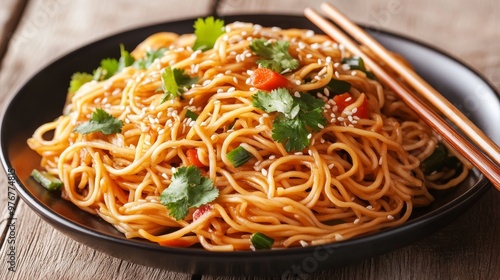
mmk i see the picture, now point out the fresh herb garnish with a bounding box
[160,166,219,220]
[249,39,299,73]
[133,48,166,69]
[342,57,376,79]
[324,78,351,95]
[185,109,199,121]
[69,72,93,93]
[74,108,124,135]
[252,88,326,152]
[118,44,135,71]
[193,17,225,51]
[161,66,199,102]
[93,58,119,81]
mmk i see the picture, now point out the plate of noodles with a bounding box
[1,14,499,276]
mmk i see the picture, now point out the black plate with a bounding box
[1,14,498,276]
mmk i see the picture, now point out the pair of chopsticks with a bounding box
[304,3,500,191]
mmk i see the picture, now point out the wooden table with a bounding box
[1,0,499,279]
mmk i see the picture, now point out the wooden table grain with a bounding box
[1,0,499,279]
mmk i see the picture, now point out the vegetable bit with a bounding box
[160,166,219,220]
[252,88,327,152]
[31,169,63,191]
[193,17,225,51]
[227,146,254,167]
[74,108,124,135]
[249,39,299,73]
[341,57,376,79]
[421,143,461,175]
[251,68,289,91]
[250,232,275,250]
[160,66,199,102]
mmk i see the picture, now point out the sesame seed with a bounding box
[268,155,276,160]
[387,215,395,220]
[335,234,344,241]
[354,219,360,224]
[328,163,335,169]
[294,152,303,155]
[366,205,373,210]
[261,168,268,176]
[294,80,302,85]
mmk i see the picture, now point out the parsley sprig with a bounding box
[249,39,299,73]
[160,166,219,220]
[252,88,326,152]
[74,108,124,135]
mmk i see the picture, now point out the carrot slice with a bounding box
[251,68,289,91]
[186,148,205,168]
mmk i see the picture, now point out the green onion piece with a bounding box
[326,78,351,95]
[227,146,253,167]
[342,57,366,71]
[250,232,274,250]
[185,109,199,121]
[341,57,376,79]
[421,143,448,175]
[31,169,63,191]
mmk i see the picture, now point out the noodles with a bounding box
[27,20,471,251]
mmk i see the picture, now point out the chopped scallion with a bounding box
[421,143,447,175]
[31,169,63,191]
[227,146,253,167]
[250,232,274,250]
[185,109,199,121]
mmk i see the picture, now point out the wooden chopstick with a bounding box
[304,6,500,190]
[320,2,500,165]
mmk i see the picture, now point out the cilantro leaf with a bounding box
[272,116,310,153]
[69,72,93,93]
[133,48,166,69]
[160,166,219,220]
[193,17,225,51]
[93,58,119,81]
[118,44,135,70]
[251,88,298,118]
[342,57,376,79]
[74,108,124,135]
[161,66,199,102]
[249,39,299,73]
[251,89,326,152]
